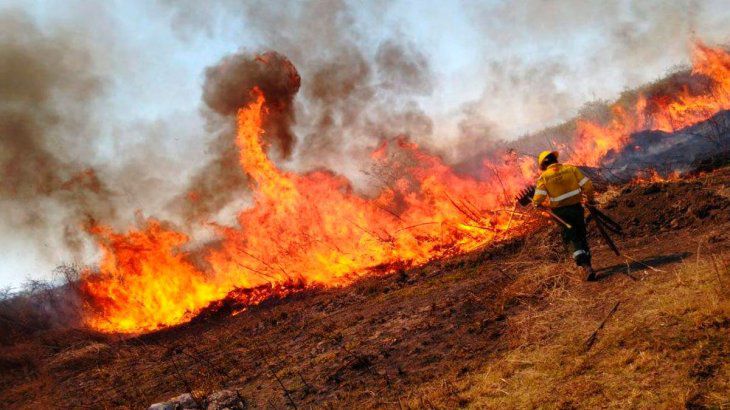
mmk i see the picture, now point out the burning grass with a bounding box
[80,89,534,334]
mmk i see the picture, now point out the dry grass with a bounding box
[403,254,730,409]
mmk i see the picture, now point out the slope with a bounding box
[1,168,729,409]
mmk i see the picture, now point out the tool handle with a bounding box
[537,206,572,229]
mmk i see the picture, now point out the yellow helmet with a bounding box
[537,150,559,169]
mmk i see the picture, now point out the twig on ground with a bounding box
[585,301,621,351]
[169,351,204,409]
[394,221,439,233]
[622,262,639,281]
[503,202,518,234]
[335,338,395,390]
[263,339,315,395]
[496,267,515,281]
[261,351,298,409]
[445,193,483,225]
[623,254,666,272]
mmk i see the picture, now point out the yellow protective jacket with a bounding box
[532,163,594,208]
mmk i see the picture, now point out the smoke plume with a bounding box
[0,10,115,253]
[3,0,730,287]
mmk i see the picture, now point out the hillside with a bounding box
[1,167,728,408]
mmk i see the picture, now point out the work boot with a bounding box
[582,265,597,282]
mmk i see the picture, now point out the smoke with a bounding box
[0,1,439,271]
[455,0,712,139]
[375,40,432,94]
[247,2,436,179]
[157,0,730,207]
[606,110,730,180]
[0,6,204,280]
[0,10,115,253]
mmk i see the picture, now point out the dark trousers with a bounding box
[552,203,591,267]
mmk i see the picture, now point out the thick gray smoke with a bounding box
[296,38,434,174]
[0,11,116,253]
[158,0,729,182]
[244,1,436,177]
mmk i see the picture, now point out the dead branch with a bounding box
[623,254,666,273]
[585,301,621,351]
[622,262,639,281]
[374,203,405,222]
[445,192,483,225]
[488,165,510,203]
[345,217,393,243]
[169,350,205,409]
[262,339,315,396]
[261,350,298,409]
[394,221,440,233]
[496,267,515,281]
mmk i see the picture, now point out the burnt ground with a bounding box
[1,167,730,409]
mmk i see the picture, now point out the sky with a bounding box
[1,0,730,289]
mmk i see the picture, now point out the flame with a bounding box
[82,89,534,333]
[81,42,730,333]
[632,169,682,184]
[81,222,227,331]
[569,42,730,167]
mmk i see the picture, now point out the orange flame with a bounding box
[632,169,682,184]
[81,42,730,333]
[569,42,730,167]
[82,222,227,331]
[82,89,534,333]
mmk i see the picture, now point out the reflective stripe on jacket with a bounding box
[532,163,594,208]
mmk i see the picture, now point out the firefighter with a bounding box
[532,150,597,281]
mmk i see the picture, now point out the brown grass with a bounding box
[403,254,730,409]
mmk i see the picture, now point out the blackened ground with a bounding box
[603,174,730,236]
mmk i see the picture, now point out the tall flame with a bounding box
[81,42,730,333]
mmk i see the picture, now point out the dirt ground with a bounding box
[1,168,729,409]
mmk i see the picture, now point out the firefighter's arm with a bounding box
[532,177,548,207]
[574,167,595,202]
